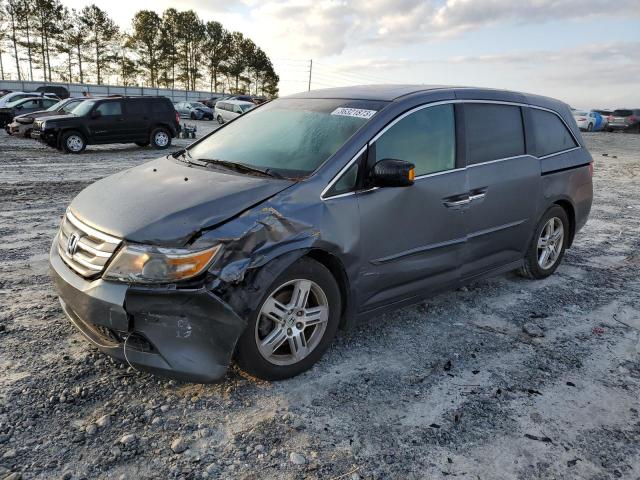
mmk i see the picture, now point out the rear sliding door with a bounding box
[461,102,541,278]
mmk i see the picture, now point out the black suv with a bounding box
[32,96,180,153]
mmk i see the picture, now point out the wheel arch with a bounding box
[552,198,576,247]
[304,249,352,330]
[152,123,177,137]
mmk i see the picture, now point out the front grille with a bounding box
[57,210,121,278]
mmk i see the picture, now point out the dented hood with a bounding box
[69,156,295,245]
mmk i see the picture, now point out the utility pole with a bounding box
[308,59,312,91]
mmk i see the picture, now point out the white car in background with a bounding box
[214,99,255,124]
[0,91,44,108]
[572,110,597,132]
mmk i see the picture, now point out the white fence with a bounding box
[0,80,223,102]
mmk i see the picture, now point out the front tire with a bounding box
[61,130,86,154]
[217,115,224,125]
[150,127,171,149]
[518,205,569,279]
[235,258,341,380]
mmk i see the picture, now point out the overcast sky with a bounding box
[63,0,640,107]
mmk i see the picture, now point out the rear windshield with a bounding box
[188,98,387,177]
[613,110,632,117]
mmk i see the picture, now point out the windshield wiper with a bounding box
[199,158,285,179]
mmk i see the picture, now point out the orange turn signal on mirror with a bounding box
[408,167,415,181]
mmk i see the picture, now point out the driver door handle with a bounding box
[444,196,470,208]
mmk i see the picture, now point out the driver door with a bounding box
[89,101,124,142]
[356,103,467,312]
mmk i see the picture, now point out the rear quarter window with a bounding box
[529,108,578,157]
[463,104,525,165]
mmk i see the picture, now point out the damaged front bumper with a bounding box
[49,241,246,383]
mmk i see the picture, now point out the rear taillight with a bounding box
[589,162,594,177]
[578,117,586,121]
[608,115,613,121]
[175,111,180,124]
[629,116,637,123]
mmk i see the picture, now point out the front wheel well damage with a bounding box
[304,249,350,330]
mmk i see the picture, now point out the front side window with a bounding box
[95,101,122,116]
[188,98,386,177]
[530,108,578,157]
[373,104,455,176]
[464,104,525,164]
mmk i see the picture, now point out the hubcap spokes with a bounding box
[537,217,564,269]
[256,279,329,365]
[155,132,168,146]
[68,136,82,151]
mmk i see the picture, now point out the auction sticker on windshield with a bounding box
[331,107,377,119]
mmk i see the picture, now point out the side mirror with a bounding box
[369,159,415,187]
[90,110,101,119]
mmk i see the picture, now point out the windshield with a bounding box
[188,98,386,177]
[239,103,254,112]
[72,99,98,116]
[191,102,208,108]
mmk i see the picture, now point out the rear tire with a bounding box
[61,130,86,154]
[518,205,569,280]
[235,258,341,381]
[190,112,197,120]
[150,127,171,149]
[587,123,593,132]
[217,115,224,125]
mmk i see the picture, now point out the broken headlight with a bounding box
[103,244,221,284]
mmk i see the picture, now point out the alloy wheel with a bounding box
[537,217,564,269]
[255,279,329,366]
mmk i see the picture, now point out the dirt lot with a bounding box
[0,126,639,480]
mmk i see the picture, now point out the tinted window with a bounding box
[529,108,578,157]
[613,109,632,117]
[464,104,525,164]
[42,99,58,108]
[374,104,455,176]
[150,99,171,113]
[127,100,146,115]
[95,101,122,116]
[20,99,40,108]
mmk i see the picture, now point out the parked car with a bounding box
[7,97,85,137]
[32,96,180,153]
[199,95,230,108]
[35,85,70,99]
[593,109,612,130]
[0,96,60,128]
[572,110,598,131]
[228,95,254,103]
[174,101,214,120]
[607,109,640,133]
[0,91,57,108]
[49,85,593,382]
[214,99,255,124]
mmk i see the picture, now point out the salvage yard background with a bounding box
[0,127,639,479]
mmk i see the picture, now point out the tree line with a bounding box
[0,1,279,96]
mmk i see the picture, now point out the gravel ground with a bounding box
[0,125,639,480]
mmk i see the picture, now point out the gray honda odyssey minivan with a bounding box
[50,85,593,382]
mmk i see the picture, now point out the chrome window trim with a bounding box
[320,145,367,200]
[321,99,582,201]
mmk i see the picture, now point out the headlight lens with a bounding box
[40,121,47,129]
[103,244,221,284]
